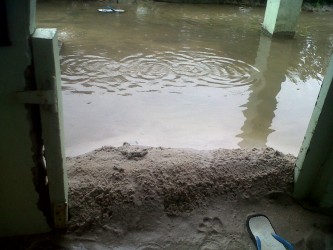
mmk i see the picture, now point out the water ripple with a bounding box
[61,50,260,94]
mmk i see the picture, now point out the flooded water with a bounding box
[36,1,333,156]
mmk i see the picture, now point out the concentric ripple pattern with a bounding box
[61,50,260,94]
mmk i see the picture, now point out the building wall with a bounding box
[295,55,333,210]
[0,0,50,236]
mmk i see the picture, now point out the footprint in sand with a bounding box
[198,217,248,250]
[198,217,227,249]
[198,217,224,235]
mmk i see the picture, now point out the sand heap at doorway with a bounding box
[67,145,295,232]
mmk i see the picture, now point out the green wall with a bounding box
[295,56,333,209]
[0,0,50,236]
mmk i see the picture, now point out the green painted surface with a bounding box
[294,55,333,208]
[263,0,303,37]
[0,0,50,236]
[32,28,68,227]
[311,146,333,207]
[262,0,280,35]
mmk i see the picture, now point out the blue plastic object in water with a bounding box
[97,6,125,13]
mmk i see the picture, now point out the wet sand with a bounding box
[63,143,332,250]
[1,145,333,249]
[63,145,332,249]
[67,145,294,231]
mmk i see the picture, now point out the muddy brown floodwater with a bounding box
[36,1,333,157]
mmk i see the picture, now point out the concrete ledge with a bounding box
[261,28,295,39]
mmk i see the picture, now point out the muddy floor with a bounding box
[2,145,333,249]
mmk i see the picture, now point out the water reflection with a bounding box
[237,36,292,148]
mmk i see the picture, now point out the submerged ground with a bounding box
[36,1,333,157]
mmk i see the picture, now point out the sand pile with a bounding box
[3,146,333,249]
[67,145,295,233]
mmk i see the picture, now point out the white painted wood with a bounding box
[32,28,68,228]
